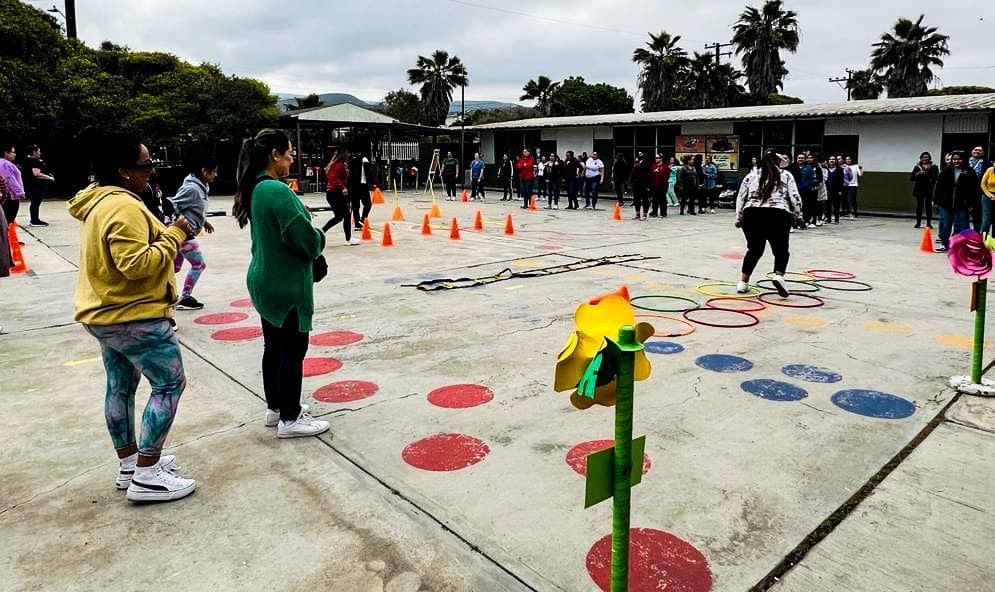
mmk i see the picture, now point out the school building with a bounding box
[469,93,995,212]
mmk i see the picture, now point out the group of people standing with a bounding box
[911,146,995,251]
[1,143,55,230]
[767,152,862,229]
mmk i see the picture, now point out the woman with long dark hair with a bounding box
[171,150,218,310]
[734,149,803,297]
[321,149,359,245]
[233,129,329,438]
[911,152,938,229]
[68,129,195,502]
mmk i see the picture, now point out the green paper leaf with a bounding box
[583,436,646,508]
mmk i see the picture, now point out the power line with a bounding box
[704,41,734,65]
[828,69,854,101]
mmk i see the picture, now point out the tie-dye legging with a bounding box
[84,319,187,457]
[173,239,206,298]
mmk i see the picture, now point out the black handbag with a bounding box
[312,255,328,283]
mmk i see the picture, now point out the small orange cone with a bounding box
[919,227,934,253]
[360,218,373,241]
[473,210,484,231]
[381,223,393,247]
[7,224,28,274]
[429,201,441,218]
[504,214,515,236]
[421,214,432,236]
[528,195,537,211]
[391,204,405,221]
[612,203,622,221]
[449,217,461,240]
[372,186,386,204]
[461,189,469,203]
[289,179,301,194]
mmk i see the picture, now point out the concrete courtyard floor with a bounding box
[2,190,993,592]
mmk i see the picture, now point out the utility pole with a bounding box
[829,69,854,101]
[460,83,466,189]
[704,41,734,65]
[65,0,77,39]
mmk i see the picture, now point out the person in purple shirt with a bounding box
[0,144,26,225]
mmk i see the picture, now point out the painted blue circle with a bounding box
[781,364,843,383]
[831,389,916,419]
[644,341,685,355]
[695,354,754,373]
[741,379,808,401]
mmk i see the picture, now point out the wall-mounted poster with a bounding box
[675,135,740,171]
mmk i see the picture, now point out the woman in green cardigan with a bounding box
[233,129,329,438]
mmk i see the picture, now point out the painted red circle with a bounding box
[719,252,745,260]
[587,528,713,592]
[402,433,490,471]
[194,312,249,325]
[565,440,652,476]
[427,384,494,408]
[302,357,343,377]
[230,298,253,308]
[210,326,263,341]
[310,330,364,346]
[537,245,563,251]
[313,380,379,403]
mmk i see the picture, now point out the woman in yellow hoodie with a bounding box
[68,129,197,503]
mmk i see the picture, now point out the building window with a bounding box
[794,120,825,146]
[614,127,635,146]
[822,136,859,161]
[762,121,792,146]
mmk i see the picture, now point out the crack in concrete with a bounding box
[318,392,421,417]
[800,402,833,415]
[0,462,112,516]
[923,488,988,513]
[496,318,557,337]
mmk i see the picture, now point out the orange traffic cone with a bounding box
[7,224,28,274]
[504,214,515,236]
[449,217,461,240]
[612,203,622,221]
[473,210,484,231]
[421,214,432,236]
[372,186,386,204]
[289,179,301,194]
[391,204,405,221]
[360,218,373,241]
[461,189,469,203]
[919,227,934,253]
[429,201,441,218]
[528,195,537,211]
[381,223,394,247]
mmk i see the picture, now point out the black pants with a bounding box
[536,176,547,198]
[443,174,457,197]
[322,190,352,240]
[2,199,19,225]
[520,180,534,207]
[471,178,485,199]
[261,308,310,422]
[350,185,371,228]
[915,196,934,226]
[547,180,560,206]
[615,182,625,205]
[801,190,818,225]
[501,178,512,200]
[566,178,579,209]
[741,208,792,277]
[827,190,842,223]
[679,190,695,215]
[707,187,718,210]
[28,186,46,222]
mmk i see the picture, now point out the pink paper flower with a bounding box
[949,230,992,279]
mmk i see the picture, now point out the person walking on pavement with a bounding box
[22,145,55,226]
[349,151,373,230]
[322,150,360,245]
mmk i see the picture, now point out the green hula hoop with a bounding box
[807,279,873,292]
[631,295,700,313]
[695,282,762,298]
[755,279,821,293]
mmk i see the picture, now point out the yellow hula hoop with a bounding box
[764,271,816,281]
[695,282,762,298]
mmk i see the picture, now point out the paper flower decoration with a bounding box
[949,230,993,279]
[554,286,654,409]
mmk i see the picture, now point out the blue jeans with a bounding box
[981,198,995,237]
[584,177,601,208]
[520,180,534,207]
[939,207,971,248]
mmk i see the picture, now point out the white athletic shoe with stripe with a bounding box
[116,454,176,490]
[126,460,196,502]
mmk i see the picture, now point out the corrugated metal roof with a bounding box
[284,102,397,125]
[468,93,995,130]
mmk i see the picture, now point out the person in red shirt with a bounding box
[514,148,536,209]
[649,154,671,218]
[321,149,359,245]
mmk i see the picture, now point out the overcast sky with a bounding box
[52,0,995,107]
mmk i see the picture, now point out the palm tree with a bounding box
[520,76,561,116]
[870,15,949,98]
[731,0,800,102]
[632,31,689,112]
[847,69,884,100]
[406,50,469,126]
[683,53,746,109]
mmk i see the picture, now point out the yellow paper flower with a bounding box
[553,286,654,409]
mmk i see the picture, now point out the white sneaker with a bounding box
[345,237,361,246]
[807,224,815,229]
[710,208,716,214]
[277,411,330,439]
[736,281,749,294]
[553,204,558,210]
[265,404,310,428]
[771,274,790,298]
[116,454,177,490]
[816,221,823,227]
[126,460,196,502]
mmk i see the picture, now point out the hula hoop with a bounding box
[635,313,696,337]
[705,297,767,312]
[682,307,760,328]
[631,295,700,313]
[696,282,762,298]
[805,268,856,280]
[755,279,821,293]
[807,279,873,292]
[756,292,825,308]
[765,271,815,281]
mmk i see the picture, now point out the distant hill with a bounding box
[448,100,521,115]
[277,92,371,112]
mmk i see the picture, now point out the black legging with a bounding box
[679,188,696,215]
[802,190,819,225]
[915,195,934,226]
[501,178,512,200]
[741,207,792,277]
[2,199,20,225]
[261,308,309,423]
[350,185,371,228]
[321,190,351,240]
[28,185,47,222]
[443,174,457,197]
[615,181,625,205]
[631,185,648,215]
[827,190,843,223]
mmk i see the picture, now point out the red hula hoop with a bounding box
[705,297,767,312]
[682,307,760,328]
[805,269,856,280]
[756,291,825,308]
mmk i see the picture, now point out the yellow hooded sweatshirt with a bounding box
[68,183,187,325]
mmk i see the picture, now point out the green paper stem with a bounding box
[973,278,987,384]
[610,325,636,592]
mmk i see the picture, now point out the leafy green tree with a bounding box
[732,0,800,102]
[682,53,746,109]
[766,92,803,105]
[520,76,560,116]
[632,31,690,112]
[927,85,995,96]
[0,0,65,138]
[870,15,949,98]
[847,69,883,100]
[550,77,634,117]
[406,50,469,126]
[449,106,540,127]
[378,89,423,123]
[286,93,324,111]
